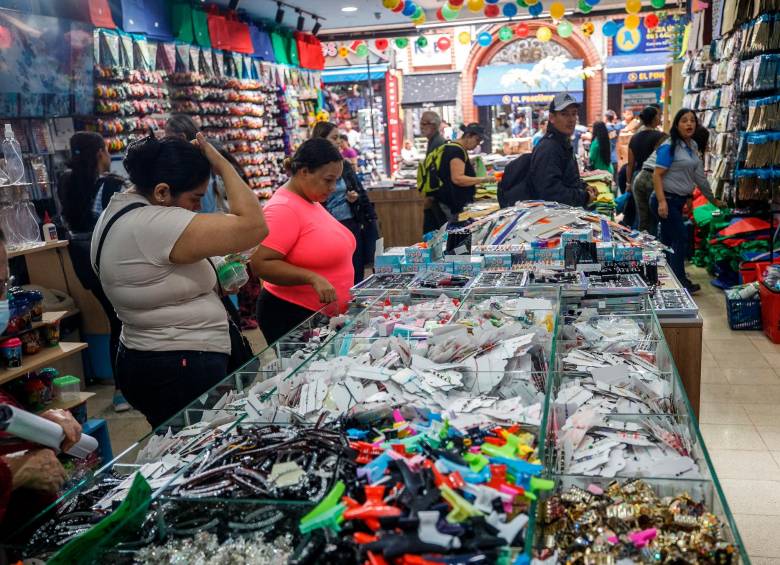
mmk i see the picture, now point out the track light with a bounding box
[311,17,321,36]
[275,2,284,24]
[296,9,305,31]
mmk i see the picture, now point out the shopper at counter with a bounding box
[420,111,447,233]
[59,132,129,413]
[588,121,614,175]
[528,94,596,207]
[311,121,379,285]
[251,138,356,345]
[650,109,723,293]
[92,134,267,428]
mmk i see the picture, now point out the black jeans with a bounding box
[116,345,228,429]
[255,289,315,346]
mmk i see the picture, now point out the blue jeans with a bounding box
[116,345,228,428]
[650,192,689,284]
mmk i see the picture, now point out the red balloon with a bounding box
[484,3,500,16]
[436,6,445,20]
[514,22,529,37]
[645,13,660,28]
[392,0,405,12]
[437,36,452,50]
[449,0,465,5]
[375,38,389,51]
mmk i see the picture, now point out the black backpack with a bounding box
[497,153,534,208]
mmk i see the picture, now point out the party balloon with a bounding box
[458,30,472,44]
[450,0,465,5]
[467,0,485,10]
[499,26,514,40]
[477,30,492,46]
[412,13,426,24]
[392,0,405,11]
[557,20,573,37]
[625,14,640,28]
[437,36,451,50]
[356,44,368,57]
[581,21,595,35]
[529,2,543,16]
[416,36,428,48]
[338,46,349,57]
[402,1,416,16]
[536,26,552,42]
[486,0,499,3]
[436,6,445,20]
[516,0,528,6]
[442,3,459,18]
[602,20,618,36]
[525,0,538,5]
[514,22,529,37]
[584,0,600,6]
[395,37,409,48]
[578,0,593,12]
[485,3,500,16]
[502,2,518,16]
[626,0,641,13]
[382,0,400,9]
[645,13,660,28]
[650,0,664,7]
[550,1,565,19]
[375,38,389,51]
[412,5,423,18]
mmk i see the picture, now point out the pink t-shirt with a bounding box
[261,188,356,312]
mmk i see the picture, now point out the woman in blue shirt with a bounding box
[650,109,723,293]
[311,121,379,285]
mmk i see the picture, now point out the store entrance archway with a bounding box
[462,23,604,126]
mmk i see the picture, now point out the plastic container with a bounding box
[760,282,780,343]
[726,295,762,330]
[43,320,60,347]
[2,124,24,184]
[52,375,81,401]
[0,337,23,368]
[42,211,57,242]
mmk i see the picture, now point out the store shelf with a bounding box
[3,309,80,340]
[38,392,95,413]
[0,342,88,386]
[8,240,68,259]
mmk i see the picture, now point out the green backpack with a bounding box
[417,142,466,197]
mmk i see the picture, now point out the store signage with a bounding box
[410,33,452,68]
[497,92,583,105]
[607,70,665,84]
[385,72,402,176]
[612,16,681,54]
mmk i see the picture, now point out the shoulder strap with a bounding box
[94,203,147,278]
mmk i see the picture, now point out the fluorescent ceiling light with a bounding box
[342,6,358,12]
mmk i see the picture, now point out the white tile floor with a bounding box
[689,265,780,562]
[86,268,779,560]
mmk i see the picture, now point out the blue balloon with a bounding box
[602,20,618,36]
[502,2,518,16]
[486,0,500,3]
[529,2,543,16]
[584,0,600,6]
[477,31,492,46]
[402,1,416,16]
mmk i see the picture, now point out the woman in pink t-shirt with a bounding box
[251,138,356,344]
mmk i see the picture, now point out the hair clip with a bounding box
[299,480,346,534]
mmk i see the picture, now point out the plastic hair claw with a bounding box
[436,457,491,484]
[347,428,370,439]
[480,441,518,460]
[628,528,657,548]
[463,451,490,472]
[486,510,529,544]
[366,550,390,565]
[426,459,465,490]
[417,510,461,549]
[488,456,544,478]
[498,430,535,458]
[359,451,393,483]
[440,485,484,523]
[462,483,513,513]
[512,553,531,565]
[351,441,385,464]
[344,485,402,530]
[486,464,529,498]
[299,480,346,534]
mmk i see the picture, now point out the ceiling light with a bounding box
[275,2,284,24]
[312,18,322,36]
[296,9,305,31]
[342,6,358,12]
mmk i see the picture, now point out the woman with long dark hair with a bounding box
[650,108,723,292]
[588,121,614,175]
[627,106,665,233]
[59,132,129,412]
[310,121,379,285]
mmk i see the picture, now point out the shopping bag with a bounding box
[191,6,211,47]
[207,7,230,50]
[288,30,300,66]
[296,32,324,70]
[141,0,173,40]
[223,12,254,54]
[270,29,291,65]
[118,0,147,34]
[170,0,194,43]
[250,23,275,61]
[88,0,117,29]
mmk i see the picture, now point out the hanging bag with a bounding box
[141,0,173,41]
[118,0,148,34]
[270,29,291,65]
[88,0,117,29]
[191,6,211,47]
[223,12,254,54]
[207,7,230,51]
[170,0,194,43]
[249,23,275,62]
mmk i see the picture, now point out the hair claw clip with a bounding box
[440,485,484,523]
[462,483,513,514]
[366,550,390,565]
[486,510,528,544]
[436,458,491,484]
[417,510,461,549]
[628,527,657,548]
[299,480,346,534]
[351,441,385,464]
[463,452,490,472]
[426,459,465,490]
[343,485,402,530]
[359,451,393,483]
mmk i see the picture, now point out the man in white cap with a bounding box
[527,93,596,207]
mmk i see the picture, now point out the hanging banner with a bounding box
[410,33,452,67]
[385,71,401,177]
[612,15,683,54]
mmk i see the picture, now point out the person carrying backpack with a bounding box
[527,93,596,208]
[418,123,496,231]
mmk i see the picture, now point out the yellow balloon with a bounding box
[549,2,566,19]
[581,22,595,36]
[625,0,642,13]
[536,26,552,42]
[458,30,472,44]
[382,0,400,9]
[625,14,640,28]
[412,13,426,24]
[467,0,485,11]
[338,46,349,57]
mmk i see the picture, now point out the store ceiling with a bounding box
[209,0,636,36]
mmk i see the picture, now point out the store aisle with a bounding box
[691,265,780,563]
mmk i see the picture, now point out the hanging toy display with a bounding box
[477,30,492,46]
[536,25,552,41]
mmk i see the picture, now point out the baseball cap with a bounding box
[549,92,580,112]
[460,122,487,140]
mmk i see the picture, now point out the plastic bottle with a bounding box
[42,211,57,242]
[16,185,40,244]
[2,124,25,185]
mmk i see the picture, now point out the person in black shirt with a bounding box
[627,106,664,233]
[430,123,496,227]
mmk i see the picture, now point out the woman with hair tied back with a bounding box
[251,138,356,345]
[90,133,267,428]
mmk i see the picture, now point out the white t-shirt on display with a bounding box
[90,192,230,354]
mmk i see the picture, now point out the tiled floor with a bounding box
[86,269,778,560]
[689,265,780,563]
